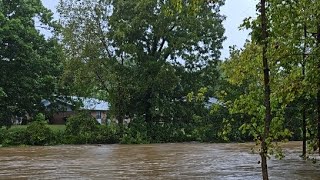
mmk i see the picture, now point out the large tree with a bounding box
[58,0,225,126]
[222,0,320,179]
[264,0,320,156]
[0,0,63,125]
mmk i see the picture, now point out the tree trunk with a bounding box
[117,86,124,136]
[117,58,125,136]
[302,107,307,157]
[302,24,307,158]
[260,0,271,180]
[317,24,320,155]
[144,89,152,123]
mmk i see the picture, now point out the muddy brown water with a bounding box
[0,142,319,180]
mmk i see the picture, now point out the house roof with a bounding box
[205,97,222,108]
[208,97,219,104]
[78,97,109,111]
[42,96,109,111]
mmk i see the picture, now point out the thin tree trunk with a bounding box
[302,24,307,158]
[117,57,125,136]
[144,89,152,123]
[317,24,320,155]
[260,0,271,179]
[302,107,307,157]
[117,84,124,135]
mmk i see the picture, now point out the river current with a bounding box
[0,142,319,179]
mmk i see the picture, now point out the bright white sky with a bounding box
[220,0,258,58]
[41,0,258,59]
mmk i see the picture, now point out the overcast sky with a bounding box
[41,0,258,59]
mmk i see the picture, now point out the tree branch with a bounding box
[158,37,166,53]
[93,12,113,59]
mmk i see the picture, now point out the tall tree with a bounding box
[218,1,320,179]
[302,23,307,158]
[260,0,271,179]
[58,0,225,125]
[220,42,296,180]
[265,0,320,157]
[224,1,320,179]
[317,21,320,155]
[0,0,62,125]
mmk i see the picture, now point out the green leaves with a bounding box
[58,0,225,124]
[219,1,320,165]
[0,88,5,97]
[0,0,63,123]
[220,41,295,149]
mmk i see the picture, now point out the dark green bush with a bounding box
[0,128,6,145]
[2,128,28,146]
[34,113,46,122]
[26,121,54,145]
[147,122,190,143]
[121,117,150,144]
[95,124,120,144]
[51,130,66,145]
[65,112,100,144]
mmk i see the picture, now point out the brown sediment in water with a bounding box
[0,141,319,179]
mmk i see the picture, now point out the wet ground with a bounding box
[0,142,319,179]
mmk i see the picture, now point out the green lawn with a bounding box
[11,124,66,132]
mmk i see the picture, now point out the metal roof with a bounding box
[42,97,109,111]
[78,97,109,111]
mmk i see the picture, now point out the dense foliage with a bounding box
[220,0,320,179]
[57,0,225,129]
[0,1,319,179]
[0,112,252,147]
[64,111,120,144]
[0,0,63,126]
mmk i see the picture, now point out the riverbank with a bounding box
[0,113,301,147]
[0,121,246,147]
[0,113,250,147]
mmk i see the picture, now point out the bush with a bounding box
[26,121,54,145]
[65,112,100,144]
[0,128,6,145]
[95,124,120,144]
[121,131,149,144]
[50,129,66,145]
[121,117,150,144]
[34,113,46,122]
[146,122,195,143]
[2,128,28,146]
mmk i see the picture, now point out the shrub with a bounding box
[121,117,149,144]
[26,121,54,145]
[65,111,100,144]
[50,129,66,145]
[146,122,195,143]
[0,128,6,145]
[34,113,46,122]
[95,124,120,144]
[2,128,28,146]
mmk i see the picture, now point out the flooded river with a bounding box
[0,142,319,179]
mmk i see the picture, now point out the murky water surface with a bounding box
[0,142,319,179]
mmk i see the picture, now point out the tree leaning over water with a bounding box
[58,0,226,129]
